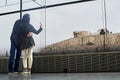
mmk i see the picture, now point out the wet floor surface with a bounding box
[0,73,120,80]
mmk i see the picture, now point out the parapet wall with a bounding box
[1,52,120,73]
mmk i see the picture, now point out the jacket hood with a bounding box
[22,14,30,23]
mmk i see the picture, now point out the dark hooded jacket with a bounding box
[20,14,42,50]
[10,19,22,46]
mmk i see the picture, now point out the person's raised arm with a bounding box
[29,23,43,34]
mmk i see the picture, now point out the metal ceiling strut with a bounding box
[0,0,95,16]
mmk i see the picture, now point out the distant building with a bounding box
[73,31,88,38]
[97,28,110,35]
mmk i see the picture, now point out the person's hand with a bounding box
[40,22,42,29]
[27,32,33,37]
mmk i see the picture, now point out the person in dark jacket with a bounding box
[8,18,33,74]
[20,14,43,74]
[8,19,22,74]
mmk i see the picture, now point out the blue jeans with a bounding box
[8,40,21,72]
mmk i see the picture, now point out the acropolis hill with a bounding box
[39,29,120,54]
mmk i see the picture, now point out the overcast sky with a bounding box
[0,0,120,55]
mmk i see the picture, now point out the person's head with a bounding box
[22,13,30,23]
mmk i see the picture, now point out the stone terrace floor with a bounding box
[0,73,120,80]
